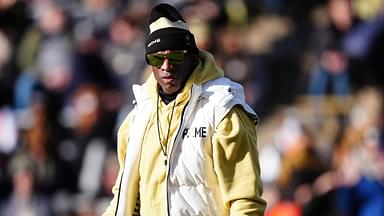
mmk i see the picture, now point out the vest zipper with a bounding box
[165,87,198,215]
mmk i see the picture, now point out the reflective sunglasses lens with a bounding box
[167,52,185,65]
[147,51,186,67]
[147,54,164,67]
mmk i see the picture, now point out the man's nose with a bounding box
[160,58,173,71]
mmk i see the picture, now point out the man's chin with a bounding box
[163,85,180,95]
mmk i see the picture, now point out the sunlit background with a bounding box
[0,0,383,215]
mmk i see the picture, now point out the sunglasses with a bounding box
[146,50,187,68]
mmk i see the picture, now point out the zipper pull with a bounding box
[164,152,167,166]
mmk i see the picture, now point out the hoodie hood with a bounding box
[190,50,224,84]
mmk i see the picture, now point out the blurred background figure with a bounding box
[330,87,384,216]
[307,0,357,96]
[16,1,73,95]
[55,84,111,195]
[13,88,58,196]
[213,24,271,116]
[0,154,53,216]
[0,18,21,202]
[102,10,147,115]
[93,152,119,215]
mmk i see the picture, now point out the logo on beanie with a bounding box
[185,35,191,45]
[147,38,161,48]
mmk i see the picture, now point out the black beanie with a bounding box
[145,3,198,55]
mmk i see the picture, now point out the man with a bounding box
[103,3,266,216]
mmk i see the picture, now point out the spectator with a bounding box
[307,0,358,96]
[55,84,111,196]
[0,153,54,216]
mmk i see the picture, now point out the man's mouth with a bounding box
[163,76,176,82]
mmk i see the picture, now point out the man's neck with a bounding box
[159,89,178,104]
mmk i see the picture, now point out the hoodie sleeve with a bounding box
[212,105,266,215]
[103,113,133,216]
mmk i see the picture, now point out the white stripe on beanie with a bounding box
[149,17,190,34]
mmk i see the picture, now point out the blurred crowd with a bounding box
[0,0,383,215]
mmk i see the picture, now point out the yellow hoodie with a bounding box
[103,51,266,216]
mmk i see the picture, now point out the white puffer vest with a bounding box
[116,77,257,216]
